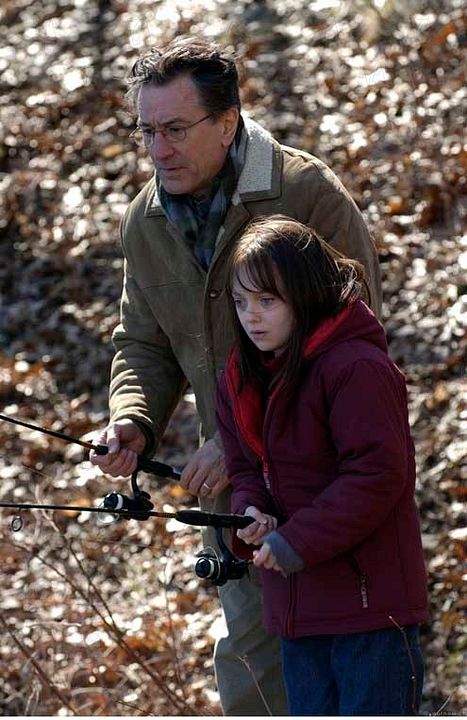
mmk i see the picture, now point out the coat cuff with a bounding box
[265,531,305,574]
[129,418,156,457]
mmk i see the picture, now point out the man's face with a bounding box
[137,75,239,197]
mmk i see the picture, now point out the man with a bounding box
[91,37,382,716]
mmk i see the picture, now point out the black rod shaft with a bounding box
[0,503,254,529]
[0,501,173,519]
[0,413,181,480]
[0,413,100,451]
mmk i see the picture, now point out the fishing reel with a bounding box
[102,471,154,520]
[195,526,250,586]
[102,470,251,586]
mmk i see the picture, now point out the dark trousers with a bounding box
[281,625,424,716]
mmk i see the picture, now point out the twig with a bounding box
[0,612,78,715]
[10,536,196,715]
[434,692,454,716]
[116,698,153,715]
[237,654,273,716]
[161,558,188,699]
[388,615,419,716]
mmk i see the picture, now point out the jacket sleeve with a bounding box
[109,218,188,448]
[216,375,276,516]
[304,167,382,319]
[276,359,413,567]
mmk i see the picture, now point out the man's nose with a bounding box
[150,133,175,161]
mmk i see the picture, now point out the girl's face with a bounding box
[232,268,295,356]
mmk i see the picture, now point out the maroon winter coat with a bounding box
[216,300,428,638]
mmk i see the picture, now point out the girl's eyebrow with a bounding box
[232,287,263,296]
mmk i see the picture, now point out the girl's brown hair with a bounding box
[227,215,367,393]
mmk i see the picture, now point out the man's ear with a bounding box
[220,107,240,147]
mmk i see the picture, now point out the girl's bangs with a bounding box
[233,252,284,298]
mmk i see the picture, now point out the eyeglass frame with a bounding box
[129,113,214,147]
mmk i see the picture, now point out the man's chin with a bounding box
[158,172,192,196]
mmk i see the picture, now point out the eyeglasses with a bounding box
[129,113,213,147]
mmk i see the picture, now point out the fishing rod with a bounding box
[0,413,180,480]
[0,413,253,585]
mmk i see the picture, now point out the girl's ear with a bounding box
[220,107,240,147]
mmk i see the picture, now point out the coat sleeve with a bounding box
[276,359,414,567]
[216,375,276,516]
[109,216,188,448]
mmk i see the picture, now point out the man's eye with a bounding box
[166,126,186,140]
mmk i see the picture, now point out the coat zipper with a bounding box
[262,459,271,490]
[360,575,369,609]
[285,574,296,637]
[261,384,285,507]
[347,554,369,609]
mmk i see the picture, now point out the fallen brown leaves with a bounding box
[0,0,465,715]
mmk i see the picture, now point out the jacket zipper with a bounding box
[285,574,296,637]
[347,554,369,609]
[360,575,369,609]
[261,385,285,508]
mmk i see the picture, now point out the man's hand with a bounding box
[180,438,230,498]
[237,506,277,545]
[89,419,146,477]
[253,541,286,576]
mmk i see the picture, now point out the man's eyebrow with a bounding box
[137,116,188,128]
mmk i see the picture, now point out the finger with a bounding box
[113,449,138,477]
[273,563,287,578]
[237,521,262,542]
[248,526,271,545]
[179,456,201,490]
[203,474,230,498]
[187,467,209,496]
[253,545,269,566]
[93,448,137,477]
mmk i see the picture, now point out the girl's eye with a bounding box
[259,297,275,307]
[233,298,246,310]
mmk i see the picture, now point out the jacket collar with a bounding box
[144,117,282,218]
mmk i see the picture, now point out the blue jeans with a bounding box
[281,625,424,716]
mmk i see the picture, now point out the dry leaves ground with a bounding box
[0,0,465,715]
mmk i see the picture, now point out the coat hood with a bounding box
[302,300,387,361]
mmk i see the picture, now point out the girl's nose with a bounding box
[246,307,262,321]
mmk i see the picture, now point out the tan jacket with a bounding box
[110,118,382,446]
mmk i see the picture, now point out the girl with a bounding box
[216,216,428,716]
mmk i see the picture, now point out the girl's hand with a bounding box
[237,506,277,545]
[253,542,286,576]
